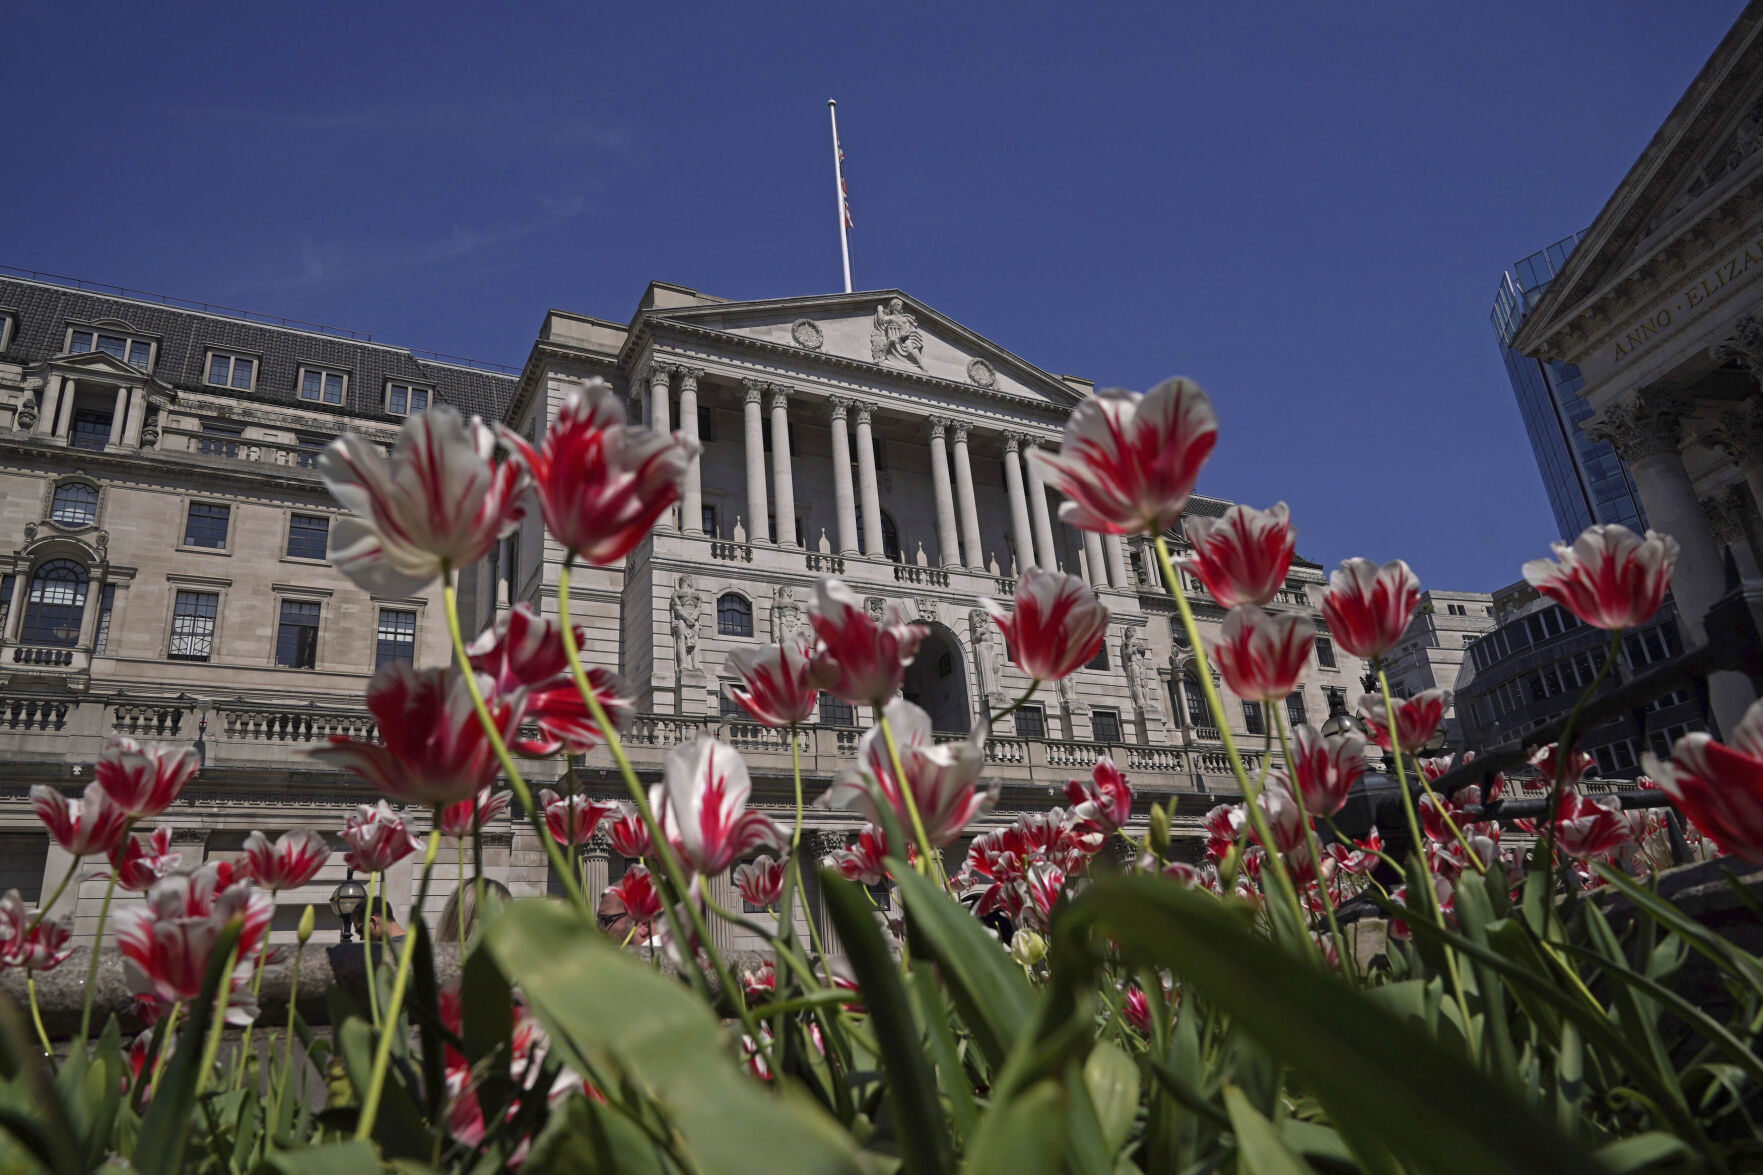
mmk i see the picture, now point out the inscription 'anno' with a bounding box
[1612,232,1763,362]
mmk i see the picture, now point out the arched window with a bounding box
[854,506,903,562]
[716,593,753,637]
[1182,673,1207,727]
[50,483,99,527]
[20,560,88,647]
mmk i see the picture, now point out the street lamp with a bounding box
[330,869,367,943]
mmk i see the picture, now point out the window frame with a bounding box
[1242,699,1265,736]
[284,512,331,562]
[168,588,221,663]
[1014,704,1046,739]
[385,381,433,417]
[1314,635,1336,669]
[273,595,323,670]
[374,607,418,670]
[48,480,101,528]
[18,559,89,648]
[716,592,754,638]
[1090,708,1122,744]
[297,365,349,405]
[818,695,855,727]
[180,500,233,553]
[203,349,259,392]
[0,311,14,352]
[65,326,156,372]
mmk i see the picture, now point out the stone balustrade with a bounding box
[159,426,323,471]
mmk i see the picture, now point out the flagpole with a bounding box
[829,99,853,294]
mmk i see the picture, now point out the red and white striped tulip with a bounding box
[109,827,180,893]
[31,782,130,857]
[0,893,73,972]
[981,567,1110,681]
[321,404,528,597]
[1551,793,1633,860]
[825,825,892,886]
[821,699,997,848]
[341,802,421,874]
[1180,501,1297,609]
[1031,378,1219,535]
[1320,558,1421,660]
[1643,697,1763,863]
[727,642,820,728]
[604,865,664,928]
[1288,723,1368,818]
[309,664,521,808]
[1215,605,1315,703]
[467,603,631,756]
[1531,742,1595,790]
[733,855,787,908]
[1358,689,1451,752]
[499,378,697,566]
[437,787,512,838]
[807,577,926,707]
[606,803,655,860]
[1065,757,1132,835]
[1522,524,1678,630]
[96,735,200,819]
[114,864,273,1022]
[540,789,617,848]
[653,736,785,879]
[241,829,331,892]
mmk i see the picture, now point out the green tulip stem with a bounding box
[26,974,51,1055]
[362,871,381,1028]
[875,708,940,882]
[1272,707,1355,982]
[77,865,120,1048]
[27,855,80,936]
[356,822,440,1141]
[194,934,241,1099]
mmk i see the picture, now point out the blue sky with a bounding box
[2,2,1746,590]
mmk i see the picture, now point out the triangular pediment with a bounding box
[1517,10,1763,351]
[646,290,1087,407]
[45,349,159,382]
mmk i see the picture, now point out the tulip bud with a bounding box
[1219,843,1243,892]
[1010,930,1047,969]
[296,905,315,945]
[1148,803,1171,859]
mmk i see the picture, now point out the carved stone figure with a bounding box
[870,297,926,370]
[771,584,808,646]
[969,608,1005,706]
[1126,635,1164,721]
[865,596,886,624]
[1056,673,1090,718]
[671,574,702,673]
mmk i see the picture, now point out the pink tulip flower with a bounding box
[653,736,784,878]
[96,735,200,819]
[733,855,787,908]
[1320,558,1421,660]
[1551,793,1633,860]
[341,802,421,873]
[114,864,273,1023]
[727,642,820,728]
[1215,605,1315,703]
[241,829,331,891]
[1643,698,1763,864]
[540,789,617,848]
[437,787,513,839]
[607,803,655,860]
[807,577,925,707]
[0,893,73,972]
[32,782,130,857]
[1288,724,1368,818]
[1065,757,1133,835]
[1180,501,1297,609]
[820,699,996,848]
[1522,524,1678,630]
[468,604,631,756]
[109,827,181,893]
[980,567,1110,681]
[1358,689,1451,752]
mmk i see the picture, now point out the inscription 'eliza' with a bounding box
[1613,235,1763,361]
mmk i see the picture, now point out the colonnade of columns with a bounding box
[31,373,146,448]
[640,362,1135,589]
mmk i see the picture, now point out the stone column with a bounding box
[678,367,704,534]
[121,388,145,448]
[647,367,674,529]
[1024,440,1058,572]
[855,403,884,558]
[1003,433,1036,573]
[1712,402,1763,527]
[1105,535,1130,588]
[927,418,962,567]
[801,830,848,956]
[1593,393,1753,734]
[1705,487,1763,580]
[2,575,26,641]
[106,387,129,446]
[828,397,860,554]
[1083,530,1108,589]
[741,379,770,544]
[950,423,985,570]
[769,385,798,547]
[54,384,76,439]
[35,374,63,436]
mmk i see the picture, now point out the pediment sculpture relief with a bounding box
[870,298,926,370]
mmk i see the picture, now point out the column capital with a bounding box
[675,365,704,390]
[647,364,673,390]
[927,416,951,440]
[853,401,875,426]
[827,394,854,420]
[1710,315,1763,384]
[1004,430,1035,453]
[950,420,971,442]
[741,378,767,405]
[1710,401,1763,467]
[768,384,792,410]
[1586,391,1686,463]
[804,828,849,858]
[1702,485,1755,545]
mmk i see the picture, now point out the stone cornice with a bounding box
[0,434,339,499]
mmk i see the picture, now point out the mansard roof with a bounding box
[1512,3,1763,359]
[0,275,517,422]
[626,287,1094,411]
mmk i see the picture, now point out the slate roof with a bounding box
[0,276,516,423]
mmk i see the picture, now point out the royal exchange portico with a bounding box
[1513,2,1763,738]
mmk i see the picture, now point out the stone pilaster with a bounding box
[854,403,884,558]
[950,423,985,570]
[1003,433,1036,574]
[741,379,770,544]
[768,385,797,547]
[677,367,704,534]
[828,397,860,554]
[926,418,961,567]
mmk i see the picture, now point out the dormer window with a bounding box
[206,350,258,391]
[68,328,153,372]
[299,366,347,405]
[386,382,431,416]
[0,312,15,352]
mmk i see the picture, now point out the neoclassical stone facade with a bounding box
[0,273,1371,951]
[1513,3,1763,737]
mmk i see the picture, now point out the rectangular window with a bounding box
[386,383,431,416]
[375,609,416,669]
[1314,636,1336,668]
[71,410,113,451]
[702,505,718,537]
[205,351,256,390]
[70,329,153,370]
[698,405,715,442]
[1285,691,1308,730]
[299,368,347,405]
[1242,700,1264,736]
[818,695,854,726]
[275,599,320,669]
[1091,709,1121,744]
[169,590,219,662]
[183,503,230,549]
[92,583,117,654]
[1015,705,1046,739]
[1085,644,1109,671]
[286,513,330,560]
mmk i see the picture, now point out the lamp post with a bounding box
[330,869,367,944]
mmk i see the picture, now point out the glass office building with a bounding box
[1491,233,1646,541]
